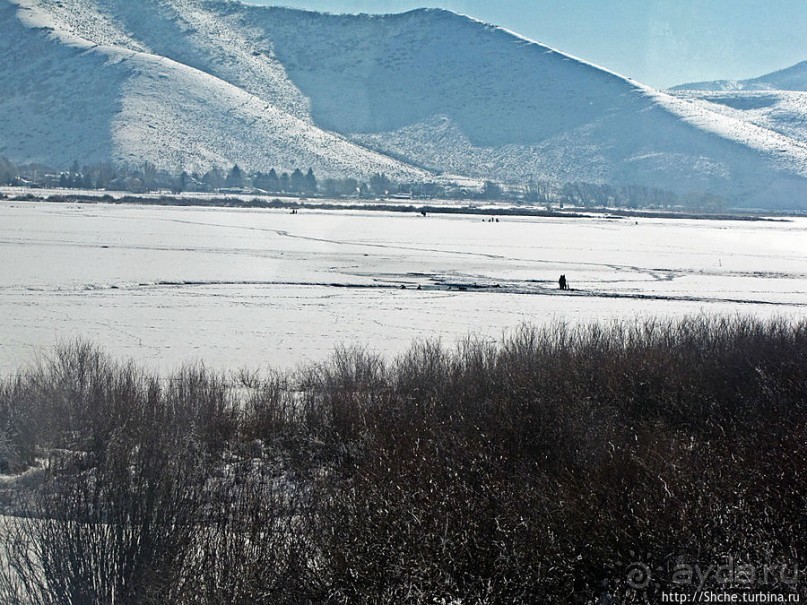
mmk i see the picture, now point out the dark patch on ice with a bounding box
[9,276,804,309]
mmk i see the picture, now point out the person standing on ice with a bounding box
[559,274,567,290]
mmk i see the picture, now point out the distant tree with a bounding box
[267,168,280,192]
[481,180,502,200]
[560,182,582,205]
[524,179,551,204]
[342,178,359,196]
[172,171,190,194]
[290,168,305,193]
[321,177,361,197]
[81,168,93,189]
[225,164,244,189]
[279,172,290,192]
[683,191,727,212]
[616,184,678,209]
[141,162,157,191]
[0,157,18,185]
[254,169,279,192]
[61,160,81,188]
[95,163,116,190]
[304,168,317,194]
[321,178,339,197]
[369,173,391,196]
[410,182,444,198]
[202,167,224,190]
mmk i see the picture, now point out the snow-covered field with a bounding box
[1,200,805,375]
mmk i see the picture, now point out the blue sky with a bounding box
[244,0,806,88]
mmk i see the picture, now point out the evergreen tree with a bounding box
[304,168,317,194]
[267,168,279,192]
[343,178,359,196]
[321,178,340,197]
[252,172,265,190]
[290,168,305,193]
[225,164,244,188]
[279,172,290,192]
[255,169,281,192]
[202,167,224,190]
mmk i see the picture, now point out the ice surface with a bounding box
[1,201,805,375]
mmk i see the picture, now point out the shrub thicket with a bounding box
[0,316,804,603]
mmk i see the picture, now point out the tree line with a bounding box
[0,155,728,211]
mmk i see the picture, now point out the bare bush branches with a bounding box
[0,316,804,603]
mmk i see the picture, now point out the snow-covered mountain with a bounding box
[672,61,807,92]
[669,90,807,147]
[0,0,427,180]
[1,0,806,208]
[670,62,807,152]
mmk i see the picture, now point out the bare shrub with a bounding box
[0,316,804,603]
[1,368,207,603]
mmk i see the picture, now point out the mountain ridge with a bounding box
[0,0,428,179]
[670,60,807,159]
[1,0,806,208]
[672,60,807,92]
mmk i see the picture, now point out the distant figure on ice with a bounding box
[559,274,568,290]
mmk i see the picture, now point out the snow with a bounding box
[670,90,807,146]
[0,0,427,179]
[241,5,807,205]
[1,200,805,376]
[1,0,805,207]
[671,61,807,92]
[669,62,807,168]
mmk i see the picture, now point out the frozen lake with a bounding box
[1,200,806,375]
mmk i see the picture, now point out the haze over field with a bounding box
[1,0,806,208]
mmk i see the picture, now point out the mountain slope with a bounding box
[0,0,427,179]
[669,90,807,146]
[232,6,805,207]
[672,61,807,92]
[1,0,806,208]
[670,62,807,150]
